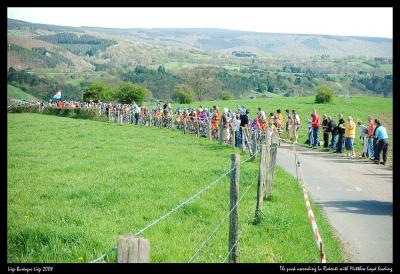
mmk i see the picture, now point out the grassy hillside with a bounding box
[176,96,393,165]
[7,34,94,72]
[8,113,344,263]
[7,84,38,101]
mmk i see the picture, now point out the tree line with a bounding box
[37,33,117,57]
[8,44,74,68]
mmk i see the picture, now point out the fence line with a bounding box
[90,132,277,263]
[187,166,258,263]
[89,155,254,263]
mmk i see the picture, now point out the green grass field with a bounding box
[7,84,38,102]
[8,113,344,263]
[175,96,392,165]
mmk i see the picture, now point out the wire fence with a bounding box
[89,154,255,263]
[87,130,288,263]
[187,172,259,263]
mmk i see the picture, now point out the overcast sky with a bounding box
[7,7,393,38]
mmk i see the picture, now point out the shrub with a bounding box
[7,105,39,113]
[171,85,195,104]
[82,80,115,103]
[219,91,233,101]
[9,106,104,121]
[315,85,336,103]
[117,83,149,105]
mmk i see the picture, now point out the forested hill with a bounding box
[9,19,392,58]
[80,27,392,58]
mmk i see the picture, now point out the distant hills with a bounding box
[7,18,393,100]
[8,18,392,62]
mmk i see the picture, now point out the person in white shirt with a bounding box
[292,110,301,144]
[307,113,313,147]
[257,107,266,121]
[133,103,141,125]
[357,119,368,158]
[232,113,241,147]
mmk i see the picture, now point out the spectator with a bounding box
[233,113,241,147]
[322,114,329,147]
[344,116,356,158]
[222,108,232,143]
[367,116,376,160]
[327,116,337,150]
[336,113,346,154]
[292,110,301,144]
[276,109,283,140]
[211,106,221,140]
[372,119,380,162]
[306,113,314,147]
[373,120,389,165]
[357,119,368,158]
[133,103,141,125]
[258,107,266,121]
[311,109,320,148]
[239,109,250,149]
[285,109,293,142]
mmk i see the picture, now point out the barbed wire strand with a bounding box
[222,201,257,263]
[89,155,254,263]
[187,173,258,263]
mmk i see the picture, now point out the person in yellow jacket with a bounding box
[344,116,356,158]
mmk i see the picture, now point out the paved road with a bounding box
[276,143,393,263]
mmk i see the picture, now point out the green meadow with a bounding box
[7,84,38,102]
[8,113,344,263]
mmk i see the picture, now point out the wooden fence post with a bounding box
[264,134,272,200]
[229,153,240,263]
[252,132,257,158]
[116,235,150,263]
[255,145,267,223]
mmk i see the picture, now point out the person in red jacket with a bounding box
[56,100,62,109]
[311,109,320,147]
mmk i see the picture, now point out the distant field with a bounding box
[8,113,344,263]
[7,84,38,102]
[176,96,392,165]
[150,62,199,70]
[378,63,393,72]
